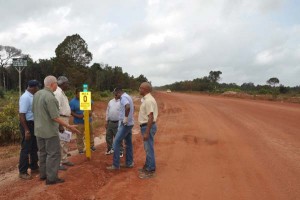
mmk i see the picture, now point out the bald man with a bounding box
[138,82,158,179]
[33,75,79,185]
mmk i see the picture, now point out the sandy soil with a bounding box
[0,92,300,200]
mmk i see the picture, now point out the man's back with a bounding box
[33,88,59,138]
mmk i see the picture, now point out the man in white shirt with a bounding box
[54,76,74,170]
[105,94,124,156]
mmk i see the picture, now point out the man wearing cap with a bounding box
[54,76,74,170]
[138,82,158,179]
[18,80,40,180]
[107,87,134,170]
[33,75,80,185]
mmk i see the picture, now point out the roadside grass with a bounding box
[0,144,19,159]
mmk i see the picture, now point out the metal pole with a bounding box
[19,67,21,97]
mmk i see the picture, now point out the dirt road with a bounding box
[0,92,300,200]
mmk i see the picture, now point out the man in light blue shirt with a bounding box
[107,87,134,170]
[18,80,40,180]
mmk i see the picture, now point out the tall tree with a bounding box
[0,45,22,89]
[208,71,222,83]
[266,77,279,87]
[55,34,93,86]
[55,34,93,68]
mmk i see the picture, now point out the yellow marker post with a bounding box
[80,84,92,160]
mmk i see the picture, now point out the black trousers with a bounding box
[18,121,39,174]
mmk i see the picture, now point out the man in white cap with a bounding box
[54,76,74,170]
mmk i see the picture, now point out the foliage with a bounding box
[0,45,23,90]
[266,77,280,87]
[0,45,22,68]
[279,84,289,94]
[55,34,92,68]
[208,71,222,83]
[0,98,20,145]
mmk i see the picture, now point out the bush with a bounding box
[0,99,20,145]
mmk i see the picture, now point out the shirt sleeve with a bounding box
[106,101,110,121]
[144,100,155,116]
[19,95,29,114]
[121,97,129,107]
[69,100,75,111]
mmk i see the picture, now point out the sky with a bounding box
[0,0,299,87]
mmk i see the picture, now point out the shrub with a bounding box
[0,99,20,145]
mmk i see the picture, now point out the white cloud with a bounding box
[0,0,299,86]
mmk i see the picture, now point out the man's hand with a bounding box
[25,131,31,141]
[59,125,65,133]
[68,125,80,134]
[143,132,150,141]
[123,117,128,125]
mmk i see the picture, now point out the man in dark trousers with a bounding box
[18,80,40,180]
[33,75,79,185]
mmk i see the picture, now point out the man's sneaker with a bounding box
[62,161,74,166]
[59,165,67,171]
[106,165,120,170]
[79,150,84,154]
[120,152,124,158]
[105,149,114,155]
[91,146,96,152]
[19,173,32,180]
[120,162,134,168]
[46,178,65,185]
[138,168,147,173]
[138,171,155,179]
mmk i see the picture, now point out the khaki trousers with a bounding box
[60,117,70,163]
[76,123,95,151]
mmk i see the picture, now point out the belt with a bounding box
[60,115,69,117]
[140,122,155,127]
[109,120,119,123]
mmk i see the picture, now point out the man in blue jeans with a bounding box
[138,82,158,179]
[107,87,134,170]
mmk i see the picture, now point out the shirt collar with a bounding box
[25,90,33,97]
[44,87,54,95]
[143,93,151,100]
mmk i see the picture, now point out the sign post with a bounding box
[80,84,92,159]
[12,58,27,97]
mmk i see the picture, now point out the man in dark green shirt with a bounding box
[33,75,79,185]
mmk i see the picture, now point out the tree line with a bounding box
[158,71,300,95]
[0,34,148,93]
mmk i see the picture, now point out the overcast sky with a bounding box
[0,0,299,86]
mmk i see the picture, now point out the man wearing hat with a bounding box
[18,80,40,180]
[54,76,74,170]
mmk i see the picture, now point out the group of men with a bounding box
[18,75,158,185]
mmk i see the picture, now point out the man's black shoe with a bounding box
[46,178,65,185]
